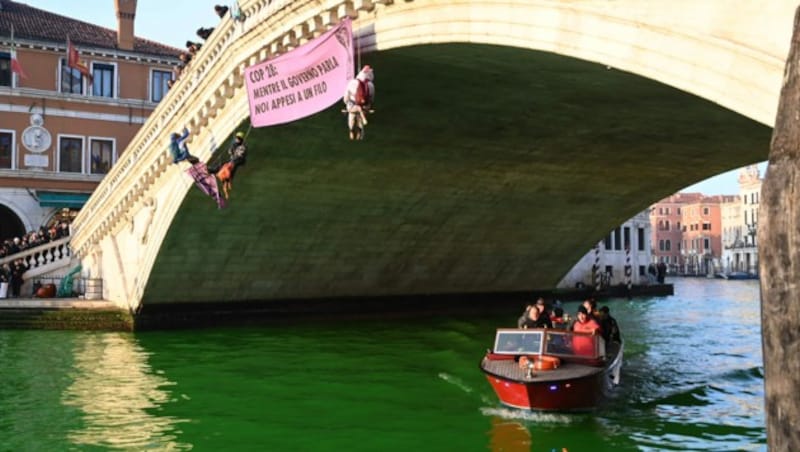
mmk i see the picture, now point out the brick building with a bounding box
[649,192,703,273]
[0,0,179,240]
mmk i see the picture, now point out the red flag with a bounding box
[10,49,27,80]
[9,25,27,80]
[66,38,93,84]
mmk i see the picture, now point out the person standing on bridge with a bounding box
[343,65,375,140]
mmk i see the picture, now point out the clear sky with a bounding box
[23,0,225,49]
[680,161,768,195]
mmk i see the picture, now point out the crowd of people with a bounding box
[0,221,71,260]
[168,5,242,90]
[0,221,71,299]
[516,297,621,347]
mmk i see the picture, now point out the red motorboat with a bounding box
[480,328,623,411]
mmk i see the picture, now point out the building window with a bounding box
[702,223,711,231]
[92,63,115,98]
[0,131,13,169]
[614,227,622,250]
[89,138,114,174]
[665,220,670,231]
[703,207,710,215]
[604,234,612,250]
[676,221,681,231]
[665,240,671,251]
[59,136,83,173]
[0,52,11,87]
[704,238,711,251]
[659,240,665,251]
[639,265,645,276]
[623,227,630,250]
[665,207,670,215]
[637,227,645,251]
[151,69,172,102]
[60,58,84,94]
[677,207,681,215]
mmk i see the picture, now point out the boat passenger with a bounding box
[518,303,552,329]
[571,306,601,356]
[534,297,549,317]
[550,306,568,329]
[598,306,621,343]
[582,298,599,319]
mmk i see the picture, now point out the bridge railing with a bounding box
[70,0,389,260]
[0,237,72,276]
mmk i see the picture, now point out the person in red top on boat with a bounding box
[571,306,601,356]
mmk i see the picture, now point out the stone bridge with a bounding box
[69,0,793,312]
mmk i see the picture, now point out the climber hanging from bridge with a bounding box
[343,65,375,140]
[208,128,250,200]
[170,127,225,208]
[169,127,200,165]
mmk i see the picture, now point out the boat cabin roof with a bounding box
[492,328,606,361]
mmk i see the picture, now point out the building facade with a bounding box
[721,165,762,274]
[649,192,703,273]
[0,0,179,239]
[558,210,652,289]
[680,195,737,275]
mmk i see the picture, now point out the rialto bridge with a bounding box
[69,0,792,310]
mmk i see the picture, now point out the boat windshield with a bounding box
[492,328,606,360]
[494,330,544,355]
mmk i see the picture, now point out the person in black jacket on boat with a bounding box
[598,306,621,343]
[518,302,553,329]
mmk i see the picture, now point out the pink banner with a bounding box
[245,19,354,127]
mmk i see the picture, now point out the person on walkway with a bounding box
[169,128,199,165]
[214,4,229,18]
[656,261,667,284]
[10,258,27,298]
[197,27,215,40]
[343,65,375,140]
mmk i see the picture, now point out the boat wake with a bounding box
[479,407,575,424]
[437,372,473,394]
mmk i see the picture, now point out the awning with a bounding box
[37,191,91,208]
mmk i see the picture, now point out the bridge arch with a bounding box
[70,0,789,311]
[0,203,26,241]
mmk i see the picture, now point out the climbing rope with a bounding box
[355,20,361,70]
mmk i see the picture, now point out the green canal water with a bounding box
[0,278,764,451]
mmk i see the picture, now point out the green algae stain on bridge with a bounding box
[143,44,770,305]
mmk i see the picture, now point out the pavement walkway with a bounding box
[0,298,120,310]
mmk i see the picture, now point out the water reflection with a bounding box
[61,334,190,450]
[488,416,531,451]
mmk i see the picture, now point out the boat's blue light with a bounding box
[549,385,558,391]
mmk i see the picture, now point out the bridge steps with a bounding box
[0,301,132,331]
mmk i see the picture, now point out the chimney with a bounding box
[114,0,137,51]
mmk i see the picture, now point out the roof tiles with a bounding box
[0,0,181,58]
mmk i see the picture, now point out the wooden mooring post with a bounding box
[760,6,800,450]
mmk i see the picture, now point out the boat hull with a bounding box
[481,344,623,411]
[484,370,606,411]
